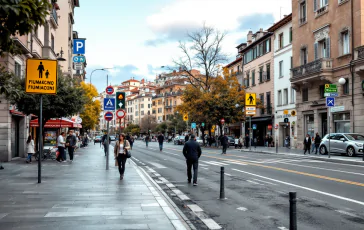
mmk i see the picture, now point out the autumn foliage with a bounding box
[79,82,101,131]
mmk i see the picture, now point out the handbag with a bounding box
[124,140,131,158]
[115,160,118,166]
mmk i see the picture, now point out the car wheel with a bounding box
[347,146,356,157]
[319,145,327,155]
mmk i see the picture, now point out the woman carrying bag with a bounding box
[26,135,35,163]
[114,133,131,180]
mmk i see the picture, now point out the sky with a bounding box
[73,0,292,92]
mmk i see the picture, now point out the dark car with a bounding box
[174,136,185,145]
[94,136,102,143]
[227,136,235,146]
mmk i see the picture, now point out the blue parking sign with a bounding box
[73,39,85,54]
[326,97,335,107]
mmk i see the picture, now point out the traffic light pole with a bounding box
[106,120,109,170]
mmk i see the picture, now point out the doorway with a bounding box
[11,117,20,158]
[321,113,327,136]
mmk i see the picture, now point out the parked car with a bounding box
[94,136,102,143]
[110,136,116,141]
[227,136,235,146]
[319,133,364,157]
[174,136,185,145]
[196,137,203,146]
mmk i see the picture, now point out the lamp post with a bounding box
[89,68,112,90]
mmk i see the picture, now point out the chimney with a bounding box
[257,28,264,39]
[247,31,253,45]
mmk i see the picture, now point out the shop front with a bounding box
[245,116,273,146]
[275,110,297,147]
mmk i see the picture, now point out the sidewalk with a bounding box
[0,145,190,230]
[239,146,364,165]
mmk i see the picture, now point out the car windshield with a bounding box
[96,136,101,139]
[345,134,364,141]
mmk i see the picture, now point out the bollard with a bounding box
[220,167,225,199]
[289,192,297,230]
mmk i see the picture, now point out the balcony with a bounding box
[152,94,164,99]
[165,91,182,97]
[315,6,328,18]
[354,46,364,74]
[165,105,172,109]
[50,8,58,27]
[290,58,333,87]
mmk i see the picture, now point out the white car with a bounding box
[319,133,364,157]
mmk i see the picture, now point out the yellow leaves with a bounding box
[79,82,100,130]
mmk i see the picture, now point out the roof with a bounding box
[267,14,292,32]
[122,79,140,83]
[225,57,242,68]
[238,32,273,54]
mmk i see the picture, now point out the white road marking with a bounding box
[278,227,288,230]
[202,161,229,166]
[223,161,247,166]
[237,207,247,211]
[164,151,180,156]
[247,180,261,185]
[202,167,209,170]
[200,218,222,229]
[232,168,364,206]
[149,162,167,169]
[335,210,360,218]
[188,204,204,212]
[252,178,277,185]
[279,162,364,176]
[199,163,209,167]
[225,173,232,176]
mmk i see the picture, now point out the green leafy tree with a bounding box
[169,113,186,134]
[0,0,51,55]
[124,124,140,135]
[155,122,168,133]
[0,67,87,128]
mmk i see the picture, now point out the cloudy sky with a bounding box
[74,0,292,92]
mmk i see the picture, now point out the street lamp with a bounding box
[338,78,346,85]
[89,68,113,90]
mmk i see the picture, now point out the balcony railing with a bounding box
[315,6,328,17]
[291,58,332,80]
[355,46,364,60]
[51,8,58,25]
[165,105,172,109]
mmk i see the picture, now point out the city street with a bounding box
[129,140,364,230]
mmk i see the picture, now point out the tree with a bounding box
[177,68,246,135]
[0,0,51,55]
[140,114,157,133]
[124,124,140,135]
[155,122,168,133]
[169,113,186,134]
[0,67,87,129]
[173,23,228,92]
[79,82,101,132]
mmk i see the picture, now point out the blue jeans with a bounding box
[146,141,149,147]
[159,143,163,151]
[26,153,32,162]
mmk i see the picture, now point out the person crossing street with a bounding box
[183,134,202,186]
[158,132,164,151]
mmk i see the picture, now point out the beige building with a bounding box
[291,0,364,150]
[239,29,275,145]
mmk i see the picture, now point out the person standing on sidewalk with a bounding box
[145,134,150,147]
[26,135,35,163]
[56,132,66,162]
[303,134,312,155]
[183,134,201,186]
[66,130,77,162]
[114,133,131,180]
[245,134,250,149]
[313,133,321,154]
[158,132,164,151]
[129,136,134,150]
[102,133,111,156]
[221,134,228,154]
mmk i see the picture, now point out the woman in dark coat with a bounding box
[303,134,312,155]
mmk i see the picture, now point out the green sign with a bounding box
[116,92,125,109]
[201,122,205,127]
[324,84,337,93]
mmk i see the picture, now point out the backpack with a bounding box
[103,136,108,145]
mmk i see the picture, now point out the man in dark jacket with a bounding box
[183,134,202,186]
[66,130,77,162]
[185,134,190,142]
[157,132,164,151]
[313,133,321,154]
[245,134,250,149]
[101,133,111,156]
[221,134,228,154]
[303,134,312,155]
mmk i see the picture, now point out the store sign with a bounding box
[276,114,291,119]
[268,124,272,130]
[331,106,345,113]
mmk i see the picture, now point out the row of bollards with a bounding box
[219,167,297,230]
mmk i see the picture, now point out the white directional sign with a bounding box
[74,63,83,70]
[245,106,256,111]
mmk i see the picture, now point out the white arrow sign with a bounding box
[118,102,123,108]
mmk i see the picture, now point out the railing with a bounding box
[51,8,58,24]
[316,6,327,16]
[165,91,183,97]
[152,94,164,99]
[165,105,172,109]
[291,59,332,79]
[356,46,364,59]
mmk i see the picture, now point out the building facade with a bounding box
[269,14,297,147]
[291,0,364,149]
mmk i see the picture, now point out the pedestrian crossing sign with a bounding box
[245,93,256,106]
[25,59,58,94]
[183,114,188,121]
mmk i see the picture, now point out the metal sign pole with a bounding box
[38,95,43,183]
[106,121,109,170]
[249,116,252,151]
[328,107,331,158]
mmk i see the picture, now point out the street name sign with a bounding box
[74,63,83,70]
[245,93,256,106]
[324,92,338,97]
[116,109,126,119]
[104,98,116,111]
[25,59,58,94]
[324,84,337,93]
[104,111,113,121]
[116,92,126,109]
[245,106,256,111]
[73,39,86,54]
[326,97,335,107]
[106,86,114,95]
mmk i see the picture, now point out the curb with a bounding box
[239,149,364,166]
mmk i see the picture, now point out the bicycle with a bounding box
[34,148,57,161]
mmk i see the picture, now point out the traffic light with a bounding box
[116,92,125,109]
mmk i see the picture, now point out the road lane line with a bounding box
[278,227,288,230]
[232,168,364,206]
[204,155,364,187]
[252,178,277,185]
[278,162,364,176]
[149,162,167,169]
[202,167,209,170]
[247,180,261,185]
[237,207,248,211]
[335,210,360,218]
[225,173,232,176]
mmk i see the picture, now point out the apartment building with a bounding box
[291,0,364,148]
[268,14,297,147]
[239,29,275,145]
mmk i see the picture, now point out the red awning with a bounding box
[30,118,82,128]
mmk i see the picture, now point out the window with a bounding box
[237,66,240,73]
[289,27,292,43]
[141,104,144,109]
[279,61,284,77]
[135,111,139,116]
[301,47,307,65]
[158,108,162,113]
[300,1,307,24]
[148,104,151,108]
[265,39,270,53]
[302,88,308,102]
[315,38,330,59]
[260,94,265,114]
[246,72,250,87]
[315,0,328,12]
[141,111,144,116]
[14,62,22,78]
[135,105,138,109]
[342,31,350,55]
[278,90,282,106]
[174,101,177,105]
[251,70,255,85]
[343,78,349,95]
[152,101,156,106]
[279,33,284,49]
[266,64,270,80]
[152,110,156,114]
[319,85,325,98]
[51,34,54,51]
[283,88,288,105]
[158,100,162,105]
[266,92,271,114]
[291,88,296,103]
[259,67,263,82]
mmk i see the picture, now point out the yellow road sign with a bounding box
[283,110,288,115]
[26,59,58,94]
[183,114,188,121]
[245,93,256,106]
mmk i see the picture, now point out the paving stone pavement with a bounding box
[0,144,190,230]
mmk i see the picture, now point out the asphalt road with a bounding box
[121,140,364,230]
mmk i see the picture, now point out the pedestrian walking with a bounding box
[145,134,150,147]
[183,134,202,186]
[114,133,131,180]
[234,136,239,149]
[285,135,291,149]
[311,136,315,153]
[313,133,321,154]
[26,135,35,163]
[221,134,228,154]
[66,130,77,162]
[158,132,164,151]
[245,134,250,149]
[303,134,312,155]
[185,134,190,142]
[56,132,66,162]
[239,136,244,149]
[101,133,111,156]
[129,136,134,150]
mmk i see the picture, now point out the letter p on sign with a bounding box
[73,39,85,54]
